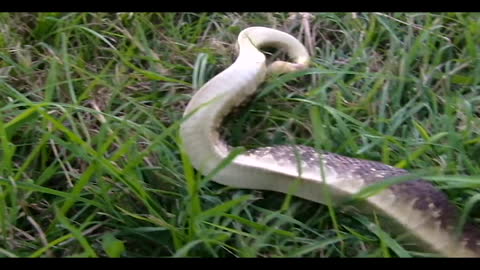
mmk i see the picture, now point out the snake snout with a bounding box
[267,60,309,75]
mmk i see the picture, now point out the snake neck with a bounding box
[181,27,310,176]
[181,40,266,175]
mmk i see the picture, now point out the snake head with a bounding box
[267,60,309,76]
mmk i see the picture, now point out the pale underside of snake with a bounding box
[179,26,480,257]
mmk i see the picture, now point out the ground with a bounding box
[0,12,479,257]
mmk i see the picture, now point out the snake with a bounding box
[179,26,480,257]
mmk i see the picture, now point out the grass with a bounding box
[0,12,479,258]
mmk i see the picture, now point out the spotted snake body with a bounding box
[179,26,480,257]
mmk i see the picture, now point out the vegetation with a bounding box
[0,12,479,257]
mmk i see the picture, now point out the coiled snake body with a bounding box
[180,26,480,257]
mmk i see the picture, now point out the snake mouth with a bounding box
[257,45,310,71]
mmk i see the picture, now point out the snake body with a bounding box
[179,26,480,257]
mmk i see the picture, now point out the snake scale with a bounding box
[179,26,480,257]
